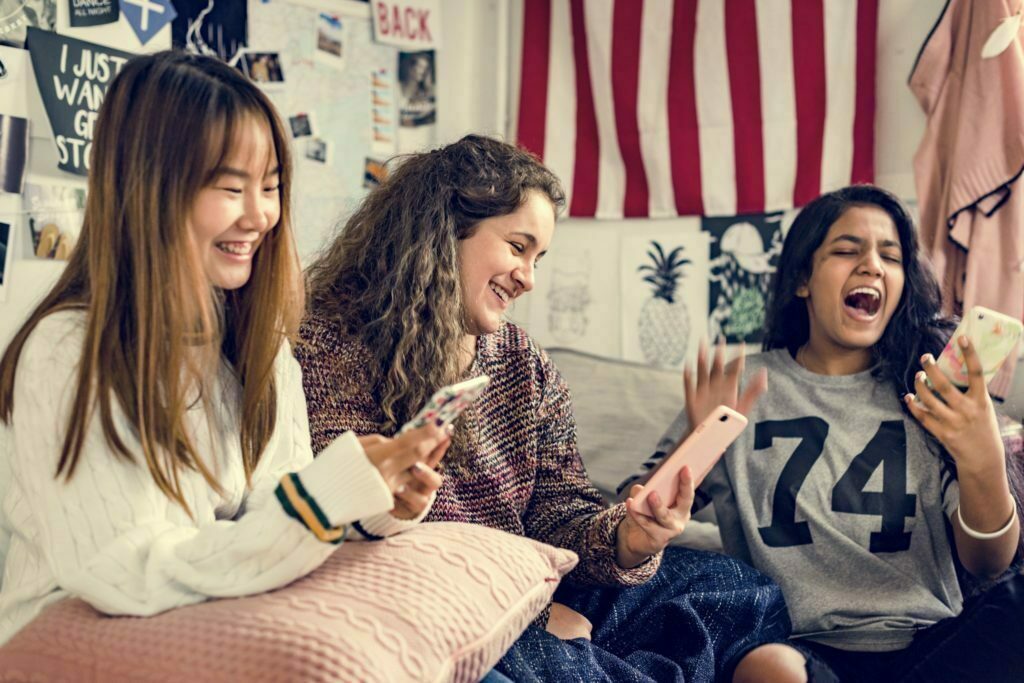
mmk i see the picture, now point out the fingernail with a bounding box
[444,423,455,436]
[959,335,969,348]
[920,354,933,365]
[917,371,927,383]
[396,484,407,495]
[413,462,427,472]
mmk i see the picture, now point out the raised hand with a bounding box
[904,336,1004,475]
[683,339,767,437]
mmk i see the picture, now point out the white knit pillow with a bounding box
[0,522,577,682]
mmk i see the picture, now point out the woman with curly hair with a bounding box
[296,134,796,681]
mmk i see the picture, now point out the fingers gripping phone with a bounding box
[633,406,748,517]
[397,375,491,435]
[935,306,1023,389]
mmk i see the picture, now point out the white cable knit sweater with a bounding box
[0,310,418,645]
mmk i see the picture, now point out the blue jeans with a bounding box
[494,547,791,682]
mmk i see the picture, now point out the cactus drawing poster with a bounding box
[621,228,709,369]
[703,212,785,345]
[524,220,622,357]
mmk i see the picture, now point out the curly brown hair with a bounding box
[305,134,564,432]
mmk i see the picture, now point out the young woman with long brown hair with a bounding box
[0,51,448,644]
[297,135,795,681]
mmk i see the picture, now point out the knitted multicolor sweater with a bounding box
[296,313,661,587]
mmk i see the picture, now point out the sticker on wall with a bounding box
[0,46,31,120]
[237,50,284,88]
[0,114,28,194]
[26,28,133,176]
[172,0,247,63]
[371,0,441,50]
[397,50,434,128]
[0,220,12,301]
[703,212,784,345]
[370,67,395,155]
[363,157,386,188]
[23,180,85,260]
[69,0,119,28]
[288,112,315,139]
[621,226,709,369]
[121,0,177,46]
[315,12,346,70]
[525,219,623,359]
[0,0,56,49]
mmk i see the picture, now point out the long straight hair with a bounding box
[305,135,564,433]
[0,51,302,512]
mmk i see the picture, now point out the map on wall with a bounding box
[248,0,400,263]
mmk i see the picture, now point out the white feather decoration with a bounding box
[982,12,1023,59]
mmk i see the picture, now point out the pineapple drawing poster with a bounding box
[621,227,709,369]
[524,220,623,358]
[702,212,785,345]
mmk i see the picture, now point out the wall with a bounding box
[0,0,947,351]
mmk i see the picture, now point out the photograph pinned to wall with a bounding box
[23,179,85,260]
[0,0,55,48]
[237,51,284,88]
[288,112,315,139]
[370,67,396,155]
[525,220,624,359]
[27,29,133,177]
[363,157,387,189]
[0,220,12,301]
[621,225,709,370]
[703,212,784,346]
[315,12,346,70]
[121,0,177,46]
[305,136,330,165]
[69,0,118,27]
[398,50,435,127]
[0,113,29,194]
[173,0,247,63]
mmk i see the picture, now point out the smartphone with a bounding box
[935,306,1023,389]
[397,375,491,435]
[632,405,748,516]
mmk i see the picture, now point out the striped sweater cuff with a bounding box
[275,475,348,544]
[277,431,394,542]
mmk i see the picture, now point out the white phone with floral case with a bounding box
[935,306,1022,388]
[397,375,491,434]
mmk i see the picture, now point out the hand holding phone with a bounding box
[935,306,1022,389]
[397,375,491,435]
[632,405,747,517]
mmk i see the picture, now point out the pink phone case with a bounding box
[397,375,491,435]
[632,405,748,516]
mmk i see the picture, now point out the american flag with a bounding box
[515,0,878,219]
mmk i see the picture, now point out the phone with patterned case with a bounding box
[935,306,1023,388]
[397,375,491,435]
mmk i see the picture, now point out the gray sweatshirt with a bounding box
[620,349,962,651]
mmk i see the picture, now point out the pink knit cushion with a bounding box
[0,522,577,682]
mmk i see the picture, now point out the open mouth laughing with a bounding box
[843,286,882,320]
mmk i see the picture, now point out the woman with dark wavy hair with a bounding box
[622,184,1024,682]
[298,134,794,682]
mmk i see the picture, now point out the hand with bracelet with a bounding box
[905,336,1020,578]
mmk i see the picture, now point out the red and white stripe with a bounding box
[515,0,878,219]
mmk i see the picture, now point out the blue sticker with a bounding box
[122,0,178,46]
